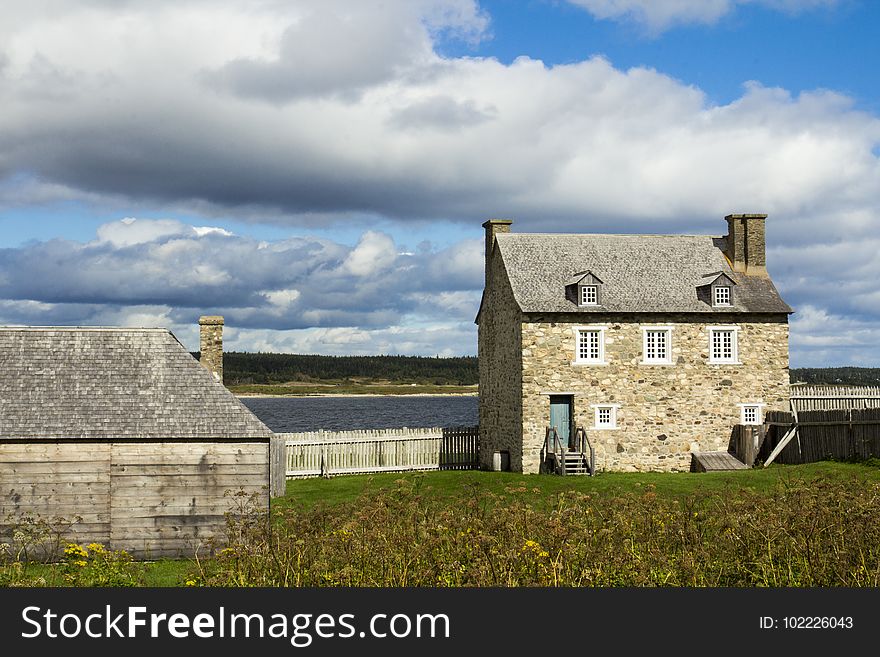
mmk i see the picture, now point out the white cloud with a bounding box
[565,0,841,32]
[344,231,398,276]
[96,218,188,246]
[0,218,482,352]
[193,226,234,237]
[229,323,476,357]
[790,305,880,367]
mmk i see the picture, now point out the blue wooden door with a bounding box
[549,396,572,448]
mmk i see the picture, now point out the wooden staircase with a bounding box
[544,426,595,476]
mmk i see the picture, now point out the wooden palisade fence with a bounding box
[762,408,880,465]
[278,426,480,478]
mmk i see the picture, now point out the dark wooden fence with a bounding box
[762,408,880,464]
[440,426,481,470]
[730,424,764,467]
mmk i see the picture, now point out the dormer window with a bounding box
[580,285,598,306]
[699,271,736,308]
[567,270,603,307]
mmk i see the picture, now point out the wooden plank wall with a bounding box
[269,434,287,498]
[0,442,111,559]
[1,441,270,560]
[110,442,269,559]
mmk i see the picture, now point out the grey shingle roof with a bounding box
[495,233,792,314]
[0,327,273,441]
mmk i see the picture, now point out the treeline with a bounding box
[209,352,479,386]
[790,367,880,386]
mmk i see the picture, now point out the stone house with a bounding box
[477,214,792,473]
[0,317,276,558]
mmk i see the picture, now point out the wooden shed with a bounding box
[0,326,274,559]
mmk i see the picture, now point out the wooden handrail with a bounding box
[573,426,595,476]
[545,426,597,476]
[544,426,565,474]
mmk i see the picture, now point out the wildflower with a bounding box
[64,543,88,559]
[185,579,198,587]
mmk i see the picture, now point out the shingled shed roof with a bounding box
[494,233,792,314]
[0,327,273,441]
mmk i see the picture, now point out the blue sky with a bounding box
[0,0,878,365]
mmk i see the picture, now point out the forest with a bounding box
[216,352,479,386]
[789,367,880,386]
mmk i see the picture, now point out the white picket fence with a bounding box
[279,426,480,478]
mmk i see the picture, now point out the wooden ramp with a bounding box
[692,451,749,472]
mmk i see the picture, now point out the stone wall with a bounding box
[198,315,224,383]
[478,251,523,470]
[520,313,790,473]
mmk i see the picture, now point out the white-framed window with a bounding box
[714,286,731,306]
[708,326,740,364]
[580,285,598,306]
[738,403,765,425]
[641,326,672,364]
[591,404,620,430]
[573,326,606,364]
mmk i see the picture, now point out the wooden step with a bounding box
[692,451,748,472]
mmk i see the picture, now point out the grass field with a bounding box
[274,460,880,508]
[3,461,879,587]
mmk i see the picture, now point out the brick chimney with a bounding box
[198,315,224,383]
[483,219,512,287]
[724,214,768,277]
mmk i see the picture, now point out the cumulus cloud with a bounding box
[0,0,868,230]
[0,218,483,352]
[0,3,874,235]
[565,0,841,32]
[228,324,477,357]
[790,305,880,368]
[205,3,432,103]
[388,95,496,131]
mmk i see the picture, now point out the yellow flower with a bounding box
[64,543,88,558]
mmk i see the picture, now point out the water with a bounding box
[240,395,478,433]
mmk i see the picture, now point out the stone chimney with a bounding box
[198,315,224,383]
[724,214,768,277]
[483,219,513,287]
